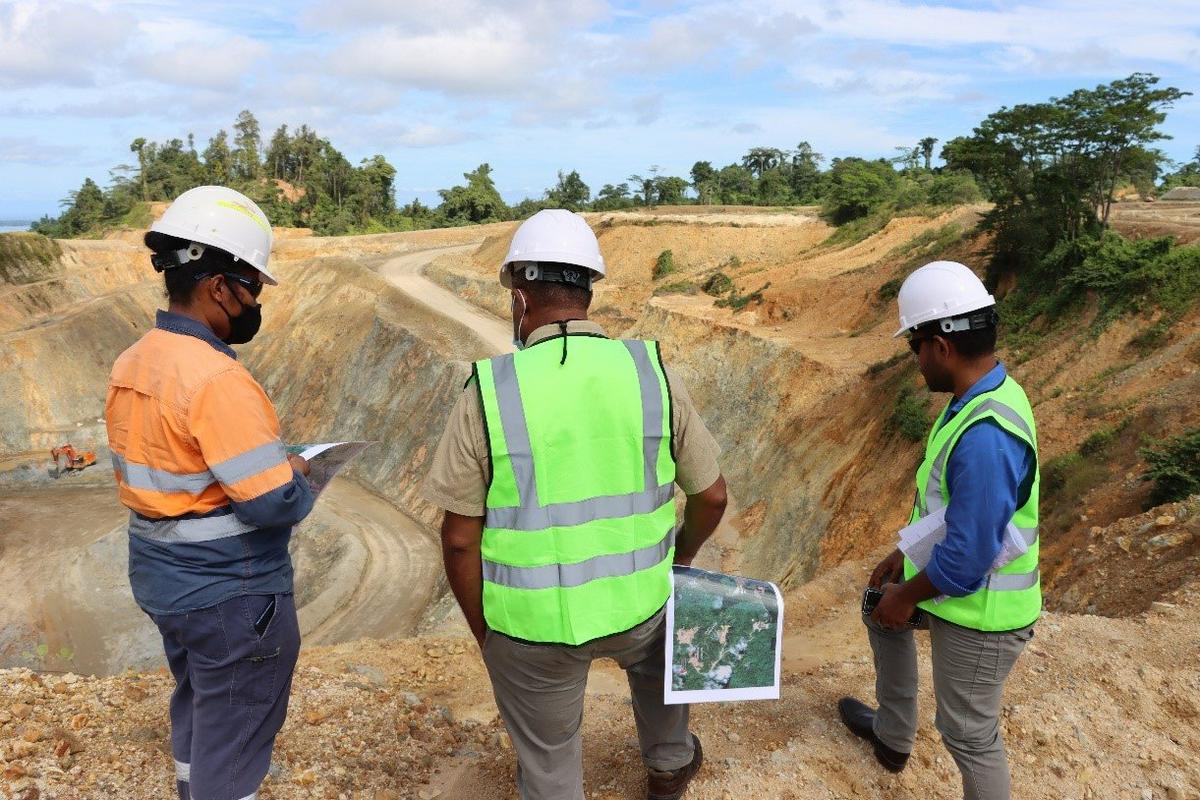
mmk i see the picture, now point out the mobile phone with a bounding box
[861,586,924,627]
[253,597,277,637]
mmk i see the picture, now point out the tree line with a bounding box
[32,74,1198,249]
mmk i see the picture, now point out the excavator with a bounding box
[51,444,96,476]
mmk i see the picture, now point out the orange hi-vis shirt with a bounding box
[106,310,314,614]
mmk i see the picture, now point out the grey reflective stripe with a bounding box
[1015,525,1039,547]
[925,397,1034,513]
[128,511,256,543]
[486,343,674,532]
[486,483,675,530]
[622,340,665,492]
[209,440,288,486]
[175,761,190,782]
[988,569,1039,591]
[491,354,539,508]
[111,452,216,496]
[483,528,674,589]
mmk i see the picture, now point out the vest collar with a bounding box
[525,319,607,347]
[155,309,237,360]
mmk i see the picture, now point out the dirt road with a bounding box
[378,244,512,354]
[300,479,440,644]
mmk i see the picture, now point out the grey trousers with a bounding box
[481,607,694,800]
[864,612,1033,800]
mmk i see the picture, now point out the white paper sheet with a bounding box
[287,441,372,498]
[897,509,1031,603]
[664,565,783,705]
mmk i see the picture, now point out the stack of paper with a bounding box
[897,508,1031,602]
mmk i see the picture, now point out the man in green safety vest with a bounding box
[423,209,729,800]
[839,260,1040,800]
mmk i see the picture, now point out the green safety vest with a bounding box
[903,375,1042,632]
[474,335,677,645]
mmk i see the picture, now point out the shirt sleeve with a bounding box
[664,368,723,495]
[926,420,1035,597]
[189,367,314,530]
[421,380,489,518]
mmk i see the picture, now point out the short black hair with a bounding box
[511,261,593,310]
[146,232,240,306]
[914,314,998,359]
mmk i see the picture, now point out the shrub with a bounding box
[703,271,734,296]
[715,282,771,311]
[926,171,983,206]
[889,386,929,442]
[653,249,675,280]
[878,278,903,301]
[654,281,698,296]
[1141,429,1200,506]
[820,158,898,225]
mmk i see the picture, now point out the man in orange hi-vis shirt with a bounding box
[105,186,315,800]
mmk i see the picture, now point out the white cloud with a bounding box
[394,124,472,148]
[0,136,82,164]
[0,1,133,87]
[129,19,268,91]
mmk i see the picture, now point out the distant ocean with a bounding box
[0,223,32,233]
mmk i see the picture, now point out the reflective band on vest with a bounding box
[128,509,257,543]
[477,336,677,645]
[903,375,1042,632]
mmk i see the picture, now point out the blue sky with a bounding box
[1,0,1198,220]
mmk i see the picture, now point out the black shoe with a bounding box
[646,733,703,800]
[837,697,910,773]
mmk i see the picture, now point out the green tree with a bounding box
[788,142,824,203]
[232,109,262,181]
[593,183,632,211]
[918,137,939,171]
[547,169,590,211]
[944,73,1188,280]
[741,147,784,178]
[437,163,509,224]
[129,138,148,201]
[690,161,717,204]
[715,164,755,204]
[821,158,897,224]
[1160,146,1200,193]
[265,124,291,181]
[203,130,232,185]
[654,175,689,205]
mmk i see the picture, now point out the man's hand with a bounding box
[287,454,310,476]
[871,582,917,630]
[869,548,905,588]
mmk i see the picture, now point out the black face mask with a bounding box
[218,290,262,345]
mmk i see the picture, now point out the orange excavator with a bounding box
[51,444,96,476]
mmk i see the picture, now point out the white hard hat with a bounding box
[147,186,277,285]
[894,260,996,337]
[500,209,605,288]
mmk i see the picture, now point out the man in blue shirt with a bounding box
[839,261,1040,800]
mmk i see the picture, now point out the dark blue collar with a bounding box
[155,309,237,360]
[948,361,1007,416]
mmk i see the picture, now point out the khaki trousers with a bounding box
[482,607,694,800]
[865,612,1033,800]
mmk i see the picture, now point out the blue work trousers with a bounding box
[150,592,301,800]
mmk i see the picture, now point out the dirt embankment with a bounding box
[2,553,1197,800]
